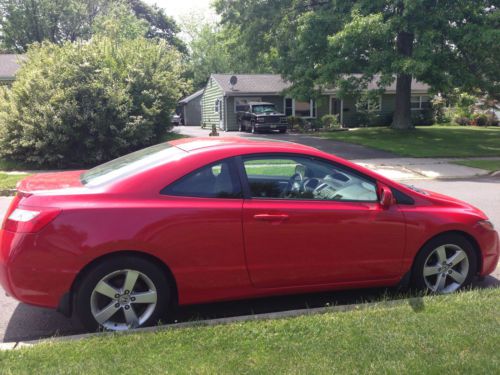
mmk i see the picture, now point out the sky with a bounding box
[143,0,215,21]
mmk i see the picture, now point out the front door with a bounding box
[240,154,406,288]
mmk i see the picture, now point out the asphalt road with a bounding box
[1,176,499,343]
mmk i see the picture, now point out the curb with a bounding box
[0,297,416,350]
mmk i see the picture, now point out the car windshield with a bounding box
[252,105,277,114]
[81,143,185,186]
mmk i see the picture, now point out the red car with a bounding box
[0,137,498,331]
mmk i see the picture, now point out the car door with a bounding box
[240,154,406,288]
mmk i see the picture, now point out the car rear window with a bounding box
[81,143,185,186]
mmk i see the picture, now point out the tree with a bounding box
[0,16,187,167]
[0,0,186,53]
[182,15,276,89]
[215,0,500,129]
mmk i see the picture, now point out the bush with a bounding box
[473,113,488,126]
[287,116,305,132]
[320,114,340,129]
[0,37,186,168]
[412,109,434,126]
[432,95,450,123]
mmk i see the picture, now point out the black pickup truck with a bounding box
[236,102,288,133]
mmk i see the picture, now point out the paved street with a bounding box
[0,175,498,343]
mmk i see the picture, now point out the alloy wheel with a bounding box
[90,269,158,330]
[423,244,469,293]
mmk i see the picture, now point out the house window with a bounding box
[285,98,293,116]
[356,96,382,112]
[235,97,262,112]
[284,98,316,118]
[411,96,431,110]
[214,98,221,113]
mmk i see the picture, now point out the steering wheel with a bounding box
[283,172,304,197]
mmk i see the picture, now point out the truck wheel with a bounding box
[279,128,287,134]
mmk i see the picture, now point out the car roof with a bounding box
[169,137,315,153]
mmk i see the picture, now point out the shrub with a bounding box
[0,37,186,168]
[320,114,340,129]
[287,116,305,132]
[485,111,499,126]
[432,95,450,123]
[473,113,488,127]
[411,109,434,126]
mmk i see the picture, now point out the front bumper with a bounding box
[480,229,499,276]
[255,123,287,131]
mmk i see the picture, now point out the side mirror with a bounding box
[379,185,393,209]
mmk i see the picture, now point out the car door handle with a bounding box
[253,214,289,222]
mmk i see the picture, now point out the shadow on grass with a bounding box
[3,274,498,343]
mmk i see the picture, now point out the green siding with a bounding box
[201,77,225,130]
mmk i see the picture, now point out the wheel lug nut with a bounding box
[115,294,120,299]
[131,297,136,302]
[124,290,130,294]
[448,270,452,274]
[124,305,130,310]
[115,303,120,308]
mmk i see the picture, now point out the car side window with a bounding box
[162,160,242,198]
[242,155,377,202]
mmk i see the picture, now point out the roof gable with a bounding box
[0,54,26,80]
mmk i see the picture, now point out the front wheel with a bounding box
[411,234,477,294]
[75,256,170,331]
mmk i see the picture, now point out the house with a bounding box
[178,89,203,126]
[0,54,26,85]
[200,73,431,130]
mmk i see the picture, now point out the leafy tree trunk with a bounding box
[392,31,414,129]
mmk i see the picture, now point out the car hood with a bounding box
[254,112,286,116]
[422,188,488,219]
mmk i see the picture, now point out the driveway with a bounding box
[1,177,499,343]
[175,126,398,160]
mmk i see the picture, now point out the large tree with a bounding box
[0,0,186,53]
[183,16,276,89]
[215,0,500,129]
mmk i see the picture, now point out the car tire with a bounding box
[411,234,477,294]
[75,255,170,332]
[279,128,287,134]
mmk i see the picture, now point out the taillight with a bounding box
[3,206,61,233]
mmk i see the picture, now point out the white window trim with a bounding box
[283,98,317,118]
[411,95,430,110]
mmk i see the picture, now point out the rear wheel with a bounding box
[411,234,477,294]
[75,256,170,331]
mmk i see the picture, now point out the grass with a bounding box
[1,288,499,374]
[453,159,500,172]
[0,172,31,190]
[320,126,500,157]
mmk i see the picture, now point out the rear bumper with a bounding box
[0,229,75,309]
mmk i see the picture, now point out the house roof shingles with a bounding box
[211,74,292,95]
[179,88,204,104]
[0,54,26,80]
[211,73,429,95]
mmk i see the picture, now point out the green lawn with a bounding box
[0,173,30,190]
[320,126,500,157]
[1,289,499,374]
[453,159,500,172]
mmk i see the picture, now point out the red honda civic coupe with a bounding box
[0,137,498,331]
